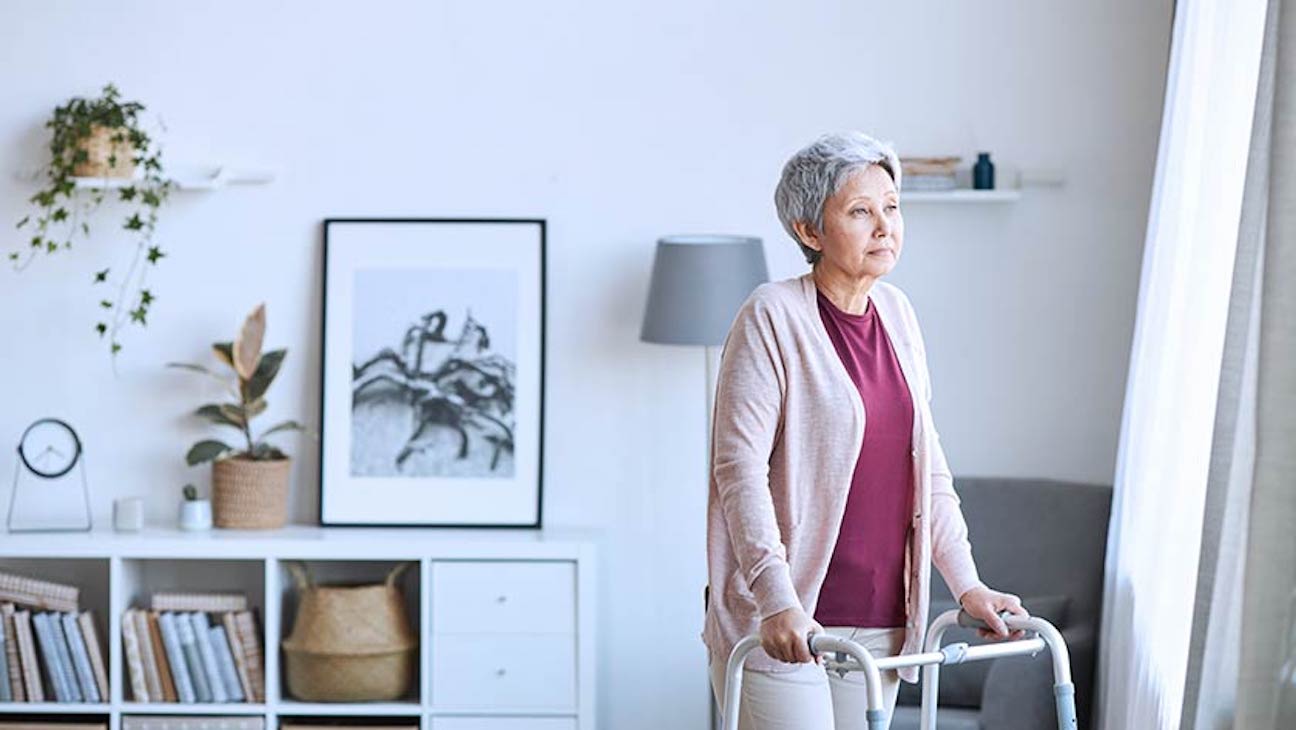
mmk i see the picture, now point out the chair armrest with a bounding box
[979,624,1097,730]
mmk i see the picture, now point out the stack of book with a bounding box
[899,156,961,191]
[0,571,108,704]
[122,592,264,705]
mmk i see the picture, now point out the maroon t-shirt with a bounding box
[813,289,914,628]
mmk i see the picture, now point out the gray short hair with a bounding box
[774,132,902,265]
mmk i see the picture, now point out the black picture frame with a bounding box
[319,218,545,528]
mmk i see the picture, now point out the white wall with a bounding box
[0,1,1171,728]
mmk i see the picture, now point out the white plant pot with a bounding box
[179,499,213,531]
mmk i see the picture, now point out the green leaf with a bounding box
[129,307,146,325]
[166,362,213,375]
[118,186,137,202]
[111,342,121,354]
[196,404,245,429]
[51,208,67,223]
[95,322,107,337]
[99,300,112,309]
[259,420,304,440]
[93,268,109,283]
[212,342,234,368]
[246,348,286,401]
[139,289,154,305]
[186,440,232,466]
[125,214,144,231]
[145,245,164,264]
[16,215,29,229]
[249,443,287,461]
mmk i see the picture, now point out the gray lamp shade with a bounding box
[640,234,770,346]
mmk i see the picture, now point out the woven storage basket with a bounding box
[281,562,417,702]
[211,457,290,529]
[73,125,136,178]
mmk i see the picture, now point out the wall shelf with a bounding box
[0,526,598,730]
[901,189,1021,203]
[15,165,275,192]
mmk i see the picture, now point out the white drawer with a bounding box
[431,633,576,711]
[432,560,575,634]
[430,719,576,730]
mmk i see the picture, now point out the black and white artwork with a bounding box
[350,269,518,478]
[321,219,544,527]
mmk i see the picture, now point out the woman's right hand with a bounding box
[759,606,824,664]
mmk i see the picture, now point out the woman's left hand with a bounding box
[958,586,1028,640]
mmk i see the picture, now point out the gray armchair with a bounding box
[891,477,1112,730]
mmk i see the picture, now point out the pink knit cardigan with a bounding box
[702,273,984,683]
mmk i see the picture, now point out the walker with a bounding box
[719,608,1078,730]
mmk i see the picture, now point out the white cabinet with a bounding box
[431,561,578,715]
[430,719,577,730]
[431,562,575,634]
[0,526,596,730]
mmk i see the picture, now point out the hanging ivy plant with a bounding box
[11,83,173,358]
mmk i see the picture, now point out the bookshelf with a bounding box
[0,527,597,730]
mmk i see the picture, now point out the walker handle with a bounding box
[956,609,1016,632]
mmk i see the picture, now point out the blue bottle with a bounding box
[973,152,995,190]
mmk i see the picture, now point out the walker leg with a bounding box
[867,708,888,730]
[1054,682,1078,729]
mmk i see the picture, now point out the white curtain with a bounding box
[1096,0,1270,728]
[1179,0,1279,727]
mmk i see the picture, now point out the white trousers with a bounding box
[709,627,906,730]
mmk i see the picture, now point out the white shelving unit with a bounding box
[900,189,1022,203]
[0,526,598,730]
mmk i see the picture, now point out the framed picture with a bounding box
[320,218,545,527]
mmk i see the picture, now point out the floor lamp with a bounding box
[639,234,769,729]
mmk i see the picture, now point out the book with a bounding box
[0,572,78,613]
[31,613,69,701]
[220,613,253,702]
[132,610,163,702]
[146,612,177,702]
[0,604,22,702]
[151,593,247,613]
[77,611,109,703]
[208,626,243,702]
[12,610,42,701]
[188,613,227,702]
[60,613,99,703]
[0,619,10,701]
[158,612,196,703]
[174,612,212,703]
[121,608,150,702]
[46,612,82,701]
[122,717,263,730]
[231,611,263,703]
[0,723,107,730]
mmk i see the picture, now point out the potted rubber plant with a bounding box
[168,303,304,529]
[12,83,172,359]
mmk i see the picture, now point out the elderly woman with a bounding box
[703,132,1027,728]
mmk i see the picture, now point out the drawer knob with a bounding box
[496,595,508,603]
[495,668,507,677]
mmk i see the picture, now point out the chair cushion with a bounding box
[895,594,1070,709]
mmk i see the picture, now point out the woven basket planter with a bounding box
[72,125,136,178]
[211,457,290,529]
[282,562,417,702]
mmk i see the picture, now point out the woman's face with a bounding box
[798,164,904,280]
